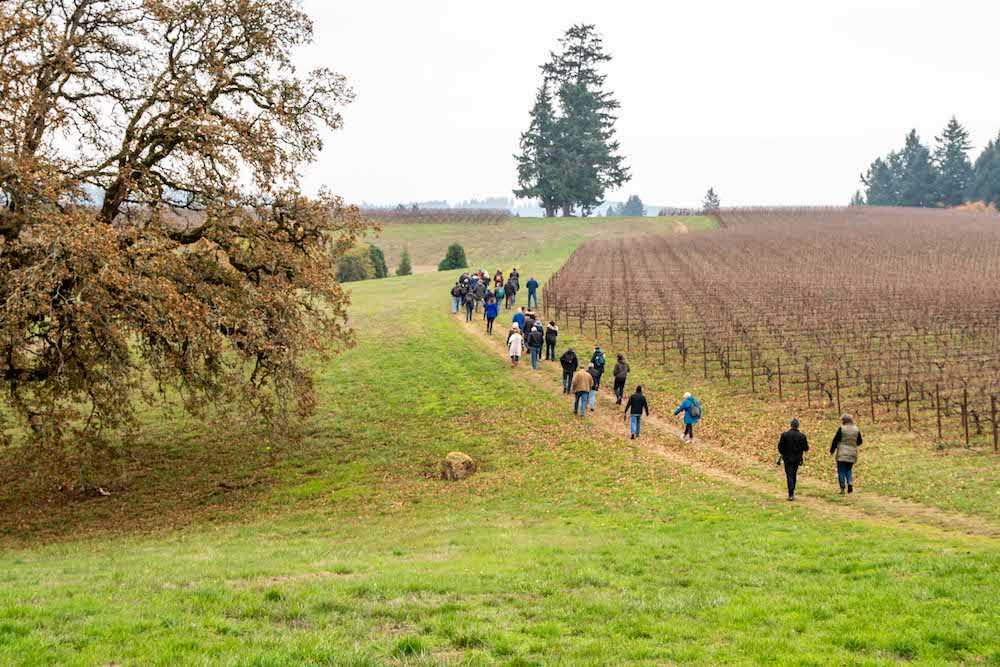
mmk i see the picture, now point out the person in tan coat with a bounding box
[830,414,863,494]
[571,364,595,417]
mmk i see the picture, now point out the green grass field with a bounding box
[1,217,998,665]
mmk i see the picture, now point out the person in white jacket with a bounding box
[507,325,524,367]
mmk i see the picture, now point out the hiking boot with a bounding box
[839,487,846,495]
[787,495,795,501]
[847,484,853,494]
[630,434,635,440]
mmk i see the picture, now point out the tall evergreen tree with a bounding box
[514,83,561,217]
[514,24,629,217]
[620,195,645,216]
[396,248,413,276]
[969,133,1000,207]
[703,187,720,211]
[898,130,936,207]
[369,245,388,279]
[933,117,974,207]
[861,153,901,206]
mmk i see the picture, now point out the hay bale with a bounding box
[440,451,476,481]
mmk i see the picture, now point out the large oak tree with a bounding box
[0,0,364,455]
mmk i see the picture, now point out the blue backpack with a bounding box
[689,398,702,419]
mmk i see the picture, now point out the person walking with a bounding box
[544,321,559,361]
[485,297,499,335]
[450,282,463,314]
[526,276,540,309]
[463,289,475,322]
[623,386,650,439]
[588,345,606,412]
[512,306,526,333]
[559,348,578,394]
[473,280,486,313]
[503,279,516,310]
[571,365,595,417]
[830,414,862,495]
[507,325,524,368]
[494,270,504,288]
[612,354,630,405]
[493,282,506,309]
[526,323,544,370]
[674,392,702,441]
[587,362,601,413]
[777,418,809,501]
[523,311,536,340]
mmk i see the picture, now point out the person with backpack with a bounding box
[526,276,540,309]
[777,418,809,501]
[674,392,702,441]
[559,348,578,394]
[484,295,499,335]
[526,323,544,370]
[830,414,863,495]
[512,306,526,333]
[544,321,559,361]
[612,354,629,405]
[463,289,475,322]
[589,345,606,412]
[587,362,601,413]
[571,364,595,417]
[507,325,523,368]
[450,282,463,314]
[523,311,536,340]
[623,386,650,439]
[493,282,505,309]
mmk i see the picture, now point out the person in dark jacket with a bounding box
[503,280,516,310]
[512,306,526,333]
[587,363,601,413]
[777,418,809,500]
[559,348,578,393]
[526,323,544,370]
[544,321,559,361]
[463,289,475,322]
[612,354,629,405]
[588,345,605,412]
[523,312,537,340]
[623,386,650,439]
[526,276,540,308]
[830,414,862,495]
[450,282,463,314]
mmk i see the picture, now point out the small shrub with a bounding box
[264,588,284,602]
[396,247,413,276]
[438,243,468,271]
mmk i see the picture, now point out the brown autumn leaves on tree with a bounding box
[0,0,365,459]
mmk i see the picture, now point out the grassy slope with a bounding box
[0,219,997,665]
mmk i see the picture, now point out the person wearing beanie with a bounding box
[777,418,809,500]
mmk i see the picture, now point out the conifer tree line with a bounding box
[857,117,1000,208]
[514,24,630,217]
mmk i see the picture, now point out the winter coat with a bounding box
[526,278,539,293]
[587,366,601,390]
[591,349,606,373]
[545,324,559,344]
[560,350,579,373]
[830,424,862,463]
[674,397,701,424]
[625,392,649,416]
[526,328,544,350]
[474,283,486,300]
[507,333,523,357]
[571,369,594,393]
[778,428,809,464]
[512,311,525,331]
[504,282,516,297]
[613,361,629,381]
[485,302,499,319]
[463,291,475,306]
[494,286,505,302]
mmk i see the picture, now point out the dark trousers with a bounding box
[783,461,800,497]
[465,304,473,322]
[683,423,694,439]
[613,377,626,403]
[562,370,573,393]
[545,341,556,360]
[486,317,495,334]
[837,461,854,489]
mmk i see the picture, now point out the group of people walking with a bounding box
[448,269,864,500]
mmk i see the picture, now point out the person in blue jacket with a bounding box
[512,306,526,333]
[526,276,540,309]
[484,296,499,335]
[674,392,702,442]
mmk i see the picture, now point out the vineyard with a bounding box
[361,208,511,224]
[544,207,1000,449]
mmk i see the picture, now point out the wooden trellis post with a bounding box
[867,375,876,423]
[992,395,998,453]
[777,356,783,400]
[962,387,970,447]
[702,335,708,379]
[749,348,756,393]
[835,368,842,414]
[904,380,912,431]
[805,363,811,407]
[935,384,942,440]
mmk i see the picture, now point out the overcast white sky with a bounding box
[296,0,1000,208]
